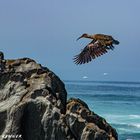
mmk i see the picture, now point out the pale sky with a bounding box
[0,0,140,81]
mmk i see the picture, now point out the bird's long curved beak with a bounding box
[76,36,82,41]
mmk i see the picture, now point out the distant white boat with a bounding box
[103,73,108,76]
[82,76,88,79]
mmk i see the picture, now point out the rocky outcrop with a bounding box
[0,52,118,140]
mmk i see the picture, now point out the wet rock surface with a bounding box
[0,52,118,140]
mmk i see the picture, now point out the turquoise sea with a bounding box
[65,81,140,140]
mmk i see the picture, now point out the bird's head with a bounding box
[76,33,88,41]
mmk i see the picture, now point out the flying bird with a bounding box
[73,33,119,65]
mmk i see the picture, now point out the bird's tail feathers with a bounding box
[113,39,119,45]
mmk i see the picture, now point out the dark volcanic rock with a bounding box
[66,98,118,140]
[0,52,118,140]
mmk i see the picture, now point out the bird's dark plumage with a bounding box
[73,33,119,65]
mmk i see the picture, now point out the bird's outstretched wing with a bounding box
[73,40,112,65]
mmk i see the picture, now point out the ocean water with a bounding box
[65,81,140,140]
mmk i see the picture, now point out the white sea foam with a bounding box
[103,114,140,122]
[131,123,140,128]
[116,123,140,128]
[129,115,140,119]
